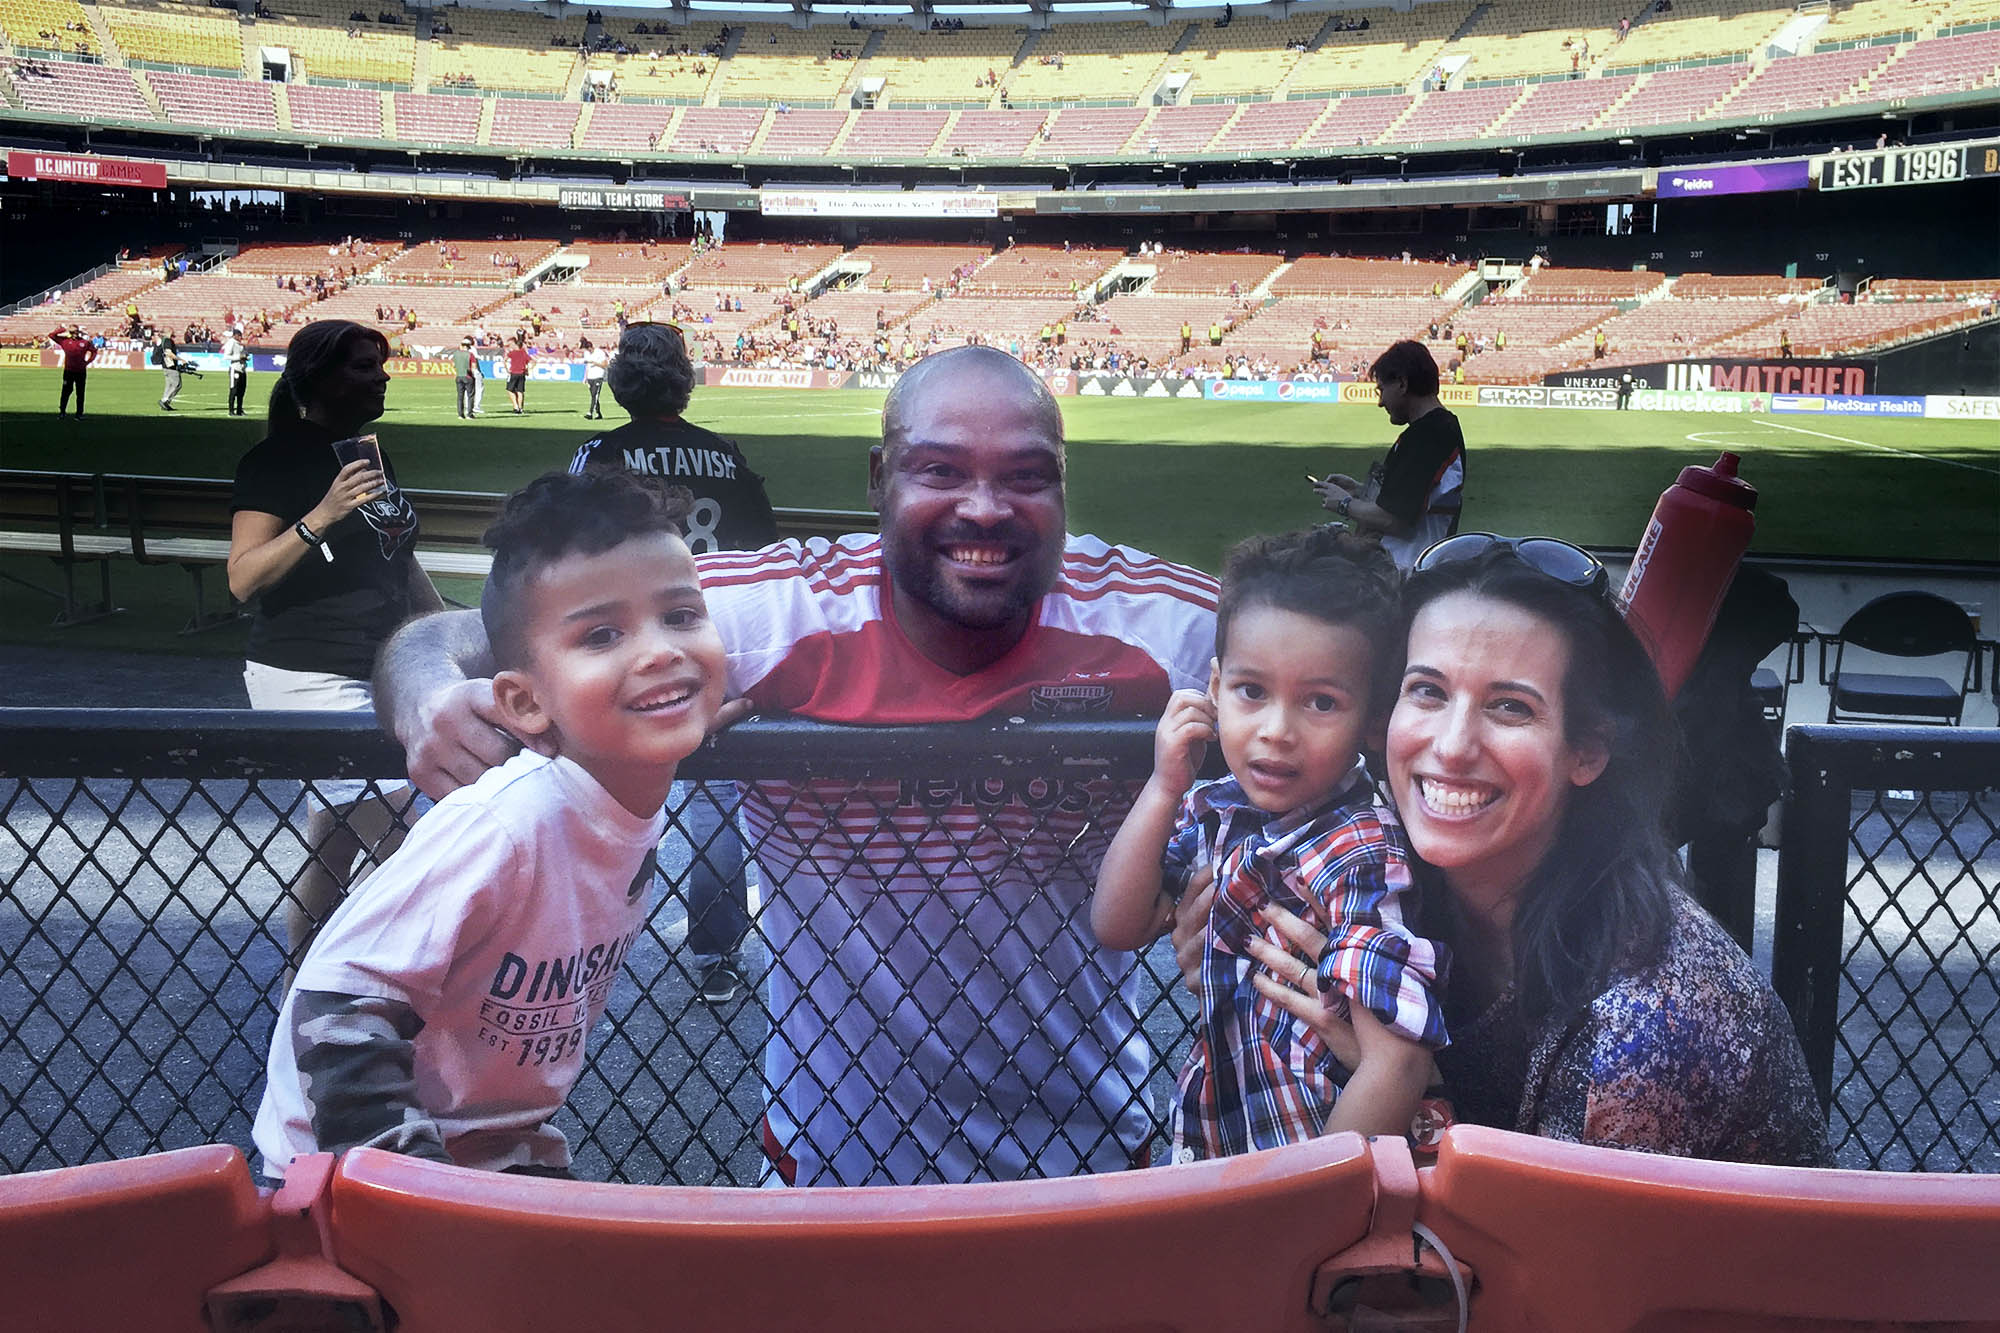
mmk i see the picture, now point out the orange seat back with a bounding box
[331,1135,1379,1332]
[0,1144,273,1333]
[1419,1125,2000,1332]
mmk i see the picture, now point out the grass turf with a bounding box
[3,367,1995,656]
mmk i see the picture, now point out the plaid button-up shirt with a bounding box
[1164,766,1448,1159]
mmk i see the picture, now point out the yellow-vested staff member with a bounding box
[227,320,444,962]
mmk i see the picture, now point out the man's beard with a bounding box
[882,526,1060,631]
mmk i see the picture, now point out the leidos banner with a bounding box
[1924,394,2000,420]
[6,150,168,189]
[1657,159,1811,199]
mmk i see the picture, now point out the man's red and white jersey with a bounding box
[695,533,1218,1185]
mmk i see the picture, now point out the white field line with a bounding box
[1760,417,2000,476]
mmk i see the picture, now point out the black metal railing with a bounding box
[4,712,1994,1179]
[1774,725,1999,1173]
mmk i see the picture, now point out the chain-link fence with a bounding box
[5,711,1994,1180]
[0,709,1196,1184]
[1774,725,2000,1173]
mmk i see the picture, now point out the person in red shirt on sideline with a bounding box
[49,323,98,418]
[504,336,533,414]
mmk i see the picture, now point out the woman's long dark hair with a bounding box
[1401,548,1680,1026]
[266,320,391,431]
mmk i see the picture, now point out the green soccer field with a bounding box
[4,367,1997,577]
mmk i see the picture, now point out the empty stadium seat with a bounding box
[327,1136,1379,1332]
[1419,1124,2000,1331]
[0,1144,273,1333]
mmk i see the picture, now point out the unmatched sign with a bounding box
[1663,360,1874,395]
[557,187,690,211]
[1657,159,1811,199]
[760,190,999,219]
[2,347,49,369]
[6,150,168,189]
[1817,144,1968,192]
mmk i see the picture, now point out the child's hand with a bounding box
[1152,688,1215,796]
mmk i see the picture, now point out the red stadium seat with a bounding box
[328,1135,1381,1332]
[1418,1125,2000,1332]
[0,1144,273,1333]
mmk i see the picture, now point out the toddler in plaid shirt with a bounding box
[1093,526,1447,1159]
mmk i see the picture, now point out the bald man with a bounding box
[375,346,1218,1184]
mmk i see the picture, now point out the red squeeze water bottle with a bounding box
[1618,452,1758,700]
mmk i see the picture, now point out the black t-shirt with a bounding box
[231,419,422,678]
[1374,405,1466,527]
[569,415,779,554]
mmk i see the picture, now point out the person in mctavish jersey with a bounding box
[569,322,777,1007]
[375,345,1219,1185]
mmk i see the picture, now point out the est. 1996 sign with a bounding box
[1818,144,1972,192]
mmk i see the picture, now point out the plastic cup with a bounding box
[331,433,382,471]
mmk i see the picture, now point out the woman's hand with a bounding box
[1245,899,1362,1072]
[1169,863,1215,997]
[305,459,384,534]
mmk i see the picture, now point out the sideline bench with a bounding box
[0,469,875,633]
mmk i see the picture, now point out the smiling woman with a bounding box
[225,319,445,965]
[1239,534,1831,1167]
[1387,537,1828,1165]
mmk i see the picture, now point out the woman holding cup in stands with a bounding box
[226,319,443,964]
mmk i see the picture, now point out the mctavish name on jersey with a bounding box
[622,446,740,480]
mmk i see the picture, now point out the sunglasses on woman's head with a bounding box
[1414,533,1610,598]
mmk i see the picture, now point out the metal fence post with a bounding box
[1772,726,1854,1112]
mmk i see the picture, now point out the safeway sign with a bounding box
[6,151,168,189]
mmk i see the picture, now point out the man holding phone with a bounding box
[1309,339,1464,569]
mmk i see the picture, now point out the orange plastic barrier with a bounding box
[1418,1125,2000,1332]
[328,1134,1380,1332]
[0,1144,272,1333]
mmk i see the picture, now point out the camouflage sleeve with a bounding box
[292,990,454,1164]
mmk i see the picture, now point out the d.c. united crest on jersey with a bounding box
[1028,683,1115,715]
